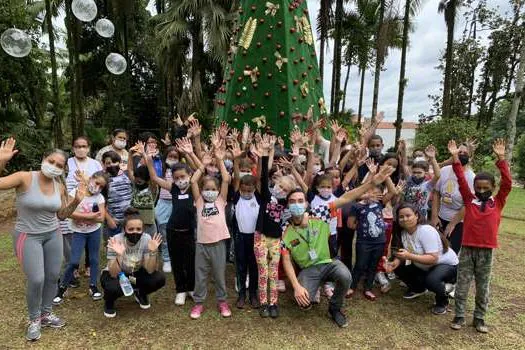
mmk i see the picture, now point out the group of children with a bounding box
[52,115,511,333]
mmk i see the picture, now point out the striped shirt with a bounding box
[107,172,132,222]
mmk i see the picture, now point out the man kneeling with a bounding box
[101,208,166,317]
[281,166,393,327]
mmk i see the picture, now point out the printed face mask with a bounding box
[289,203,306,217]
[113,140,127,150]
[88,180,101,195]
[318,188,332,199]
[271,184,287,200]
[41,161,63,178]
[312,165,322,174]
[175,179,189,189]
[202,190,219,202]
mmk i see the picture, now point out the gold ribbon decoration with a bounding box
[300,82,309,97]
[243,66,259,83]
[301,16,313,45]
[252,115,267,128]
[274,51,288,71]
[306,105,314,121]
[265,2,279,16]
[294,16,304,33]
[239,17,257,50]
[318,97,327,115]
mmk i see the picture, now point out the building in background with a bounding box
[375,121,418,151]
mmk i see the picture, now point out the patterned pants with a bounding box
[454,247,493,320]
[254,232,281,305]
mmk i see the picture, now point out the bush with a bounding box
[515,134,525,184]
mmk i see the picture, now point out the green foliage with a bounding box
[415,116,489,170]
[515,134,525,183]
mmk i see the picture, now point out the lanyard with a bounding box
[291,223,312,248]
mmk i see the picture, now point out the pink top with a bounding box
[195,195,230,244]
[159,169,173,200]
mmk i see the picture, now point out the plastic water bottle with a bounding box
[118,272,133,296]
[92,203,99,213]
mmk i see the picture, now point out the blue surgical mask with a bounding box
[289,203,306,217]
[224,159,233,171]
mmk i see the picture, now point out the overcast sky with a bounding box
[47,0,513,122]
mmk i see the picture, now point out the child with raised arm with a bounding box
[189,132,232,319]
[448,139,511,334]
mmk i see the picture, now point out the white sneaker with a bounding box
[387,272,396,280]
[163,261,172,273]
[246,274,250,289]
[277,280,286,292]
[446,283,456,298]
[314,288,321,303]
[175,292,186,306]
[376,272,391,293]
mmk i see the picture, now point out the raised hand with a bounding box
[108,236,126,256]
[290,144,300,158]
[214,146,226,161]
[336,129,347,143]
[447,140,459,157]
[202,152,213,167]
[175,137,193,154]
[254,131,263,144]
[277,136,285,150]
[250,143,262,158]
[148,233,163,252]
[188,120,202,138]
[372,165,395,185]
[365,158,377,174]
[231,140,243,159]
[465,137,479,155]
[395,180,406,195]
[74,169,88,184]
[397,139,406,154]
[172,114,183,127]
[230,128,240,142]
[424,144,437,159]
[330,120,342,135]
[211,131,222,150]
[276,157,293,170]
[0,137,18,163]
[241,123,251,144]
[75,178,88,202]
[260,134,271,151]
[161,132,172,146]
[492,138,506,160]
[218,121,230,139]
[290,129,303,146]
[130,141,145,155]
[268,135,277,147]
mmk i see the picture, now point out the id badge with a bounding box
[405,260,412,266]
[129,276,137,284]
[308,249,318,261]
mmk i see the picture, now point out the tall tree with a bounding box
[330,0,344,115]
[317,0,332,83]
[395,0,421,144]
[438,0,462,118]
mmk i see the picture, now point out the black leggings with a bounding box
[395,263,457,306]
[337,227,355,271]
[101,269,165,303]
[167,229,195,293]
[351,242,384,291]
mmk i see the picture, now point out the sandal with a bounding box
[364,291,377,301]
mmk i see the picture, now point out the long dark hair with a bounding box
[378,152,400,185]
[395,203,450,253]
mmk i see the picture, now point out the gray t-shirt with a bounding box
[106,233,151,273]
[434,165,475,221]
[401,224,458,271]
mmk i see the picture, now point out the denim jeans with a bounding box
[61,228,102,287]
[351,242,385,291]
[158,223,170,263]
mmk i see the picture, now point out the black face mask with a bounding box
[135,182,149,191]
[106,165,120,177]
[475,190,492,202]
[458,154,469,166]
[411,175,425,185]
[125,233,142,245]
[369,149,382,160]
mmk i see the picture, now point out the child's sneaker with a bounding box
[450,316,465,330]
[26,319,41,341]
[218,301,232,318]
[259,304,270,317]
[376,272,391,293]
[53,285,68,305]
[269,304,279,318]
[175,292,186,306]
[40,312,66,328]
[89,285,102,301]
[277,280,286,292]
[190,304,204,319]
[474,318,489,333]
[104,300,117,318]
[364,290,377,301]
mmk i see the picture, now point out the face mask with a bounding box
[224,159,233,171]
[175,179,189,189]
[369,149,381,159]
[411,175,425,185]
[241,192,254,200]
[75,148,89,159]
[318,188,332,199]
[88,180,101,195]
[135,182,149,191]
[41,161,63,178]
[458,154,469,166]
[166,159,178,168]
[106,165,120,177]
[413,156,426,163]
[202,190,219,202]
[206,167,219,177]
[298,154,307,164]
[114,139,127,150]
[272,184,287,200]
[289,203,306,217]
[239,171,251,179]
[312,165,322,174]
[475,190,492,202]
[125,232,142,245]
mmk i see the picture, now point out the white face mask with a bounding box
[113,139,127,150]
[272,184,287,200]
[239,171,251,179]
[313,165,322,174]
[413,156,426,163]
[166,159,178,167]
[41,161,63,178]
[202,190,219,202]
[175,179,189,189]
[298,154,307,164]
[318,188,332,199]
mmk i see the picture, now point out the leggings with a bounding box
[254,232,280,305]
[167,229,195,293]
[13,230,63,321]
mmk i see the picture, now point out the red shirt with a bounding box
[452,160,512,249]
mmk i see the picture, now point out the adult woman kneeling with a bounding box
[385,203,458,315]
[101,208,166,318]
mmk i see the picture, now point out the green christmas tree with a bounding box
[214,0,327,139]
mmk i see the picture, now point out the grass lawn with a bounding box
[0,188,524,349]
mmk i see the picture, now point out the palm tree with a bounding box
[438,0,462,118]
[330,0,344,115]
[394,0,421,145]
[317,0,333,82]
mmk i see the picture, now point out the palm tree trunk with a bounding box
[371,0,386,122]
[506,26,525,162]
[395,0,410,145]
[319,0,330,82]
[341,64,351,113]
[332,0,344,116]
[65,0,78,138]
[45,0,63,148]
[358,67,365,125]
[442,0,457,118]
[467,16,477,119]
